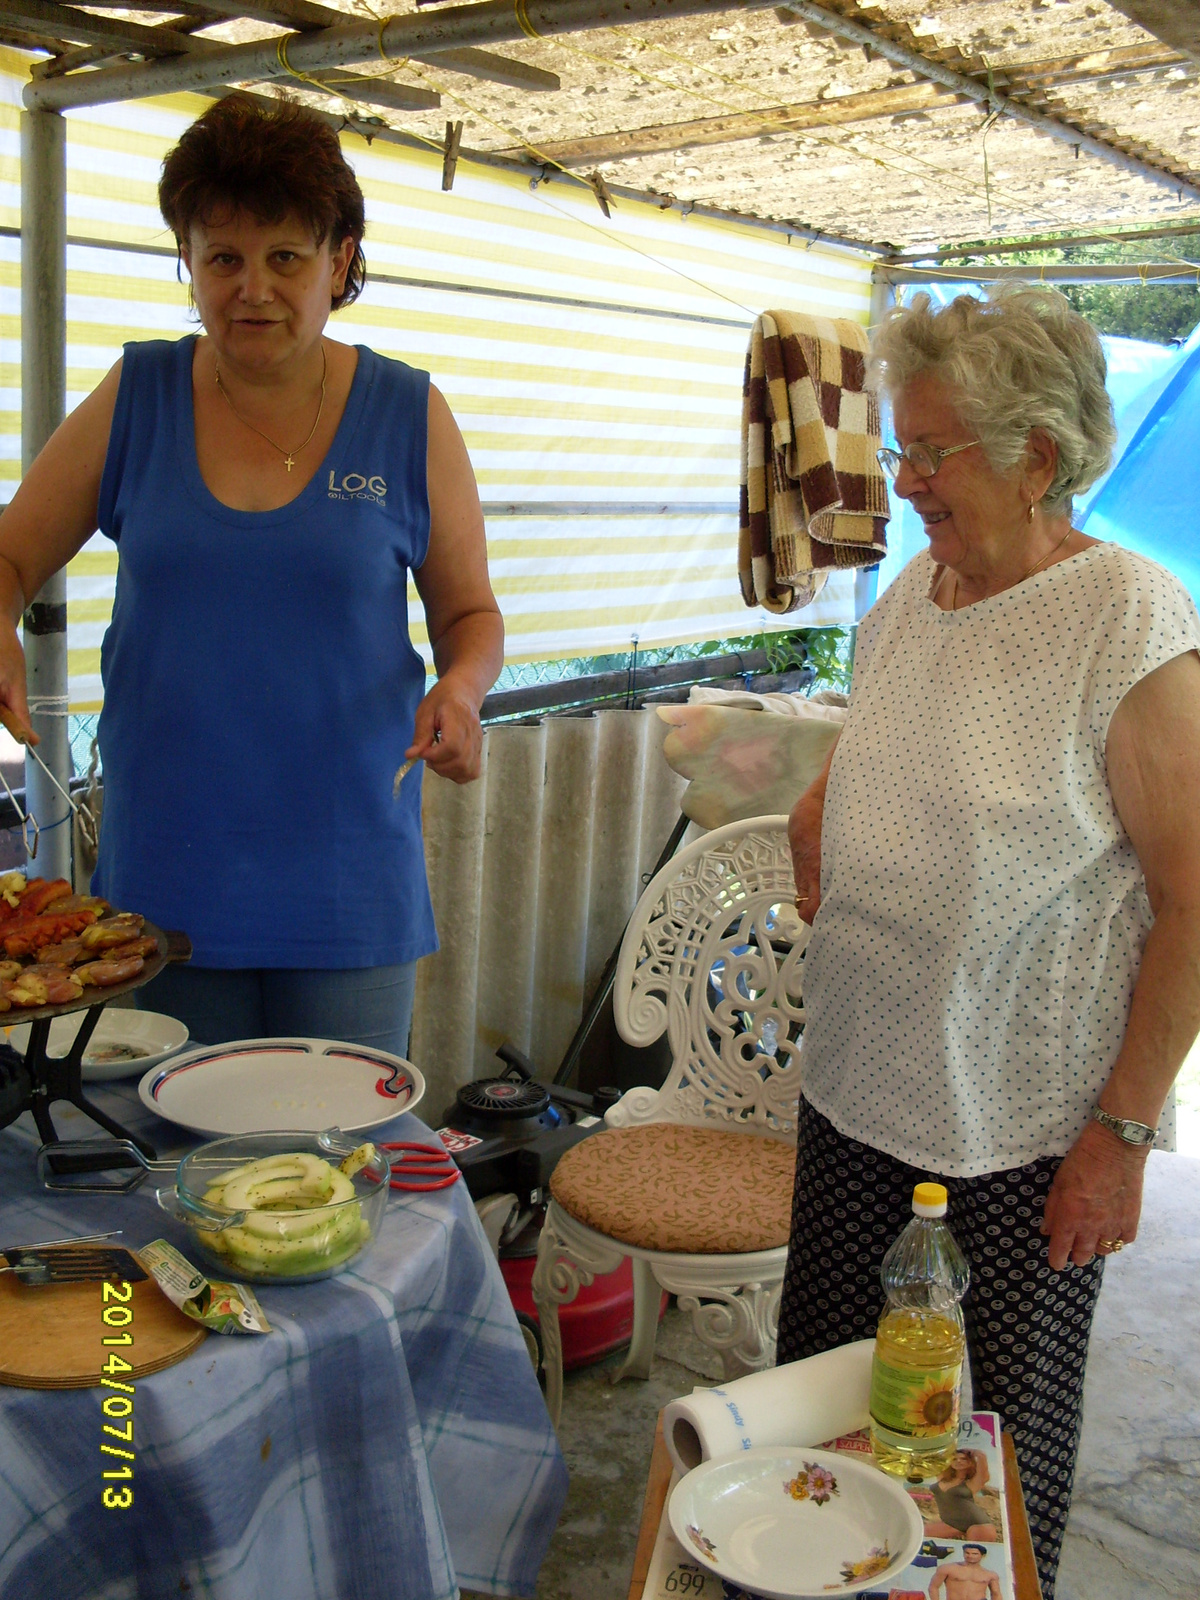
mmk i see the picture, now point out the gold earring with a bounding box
[1027,500,1036,523]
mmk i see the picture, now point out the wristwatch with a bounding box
[1092,1107,1157,1147]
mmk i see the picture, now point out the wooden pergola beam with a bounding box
[22,0,556,95]
[508,41,1196,168]
[14,5,442,109]
[33,11,226,79]
[183,0,341,25]
[518,81,962,166]
[879,261,1200,284]
[210,83,892,253]
[22,0,785,111]
[3,0,203,55]
[296,72,441,113]
[999,39,1189,90]
[0,24,66,55]
[1106,2,1200,62]
[889,216,1200,262]
[413,47,559,93]
[183,0,561,90]
[781,0,1200,205]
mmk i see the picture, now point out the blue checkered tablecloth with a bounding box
[0,1075,568,1599]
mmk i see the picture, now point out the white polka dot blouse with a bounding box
[800,541,1200,1176]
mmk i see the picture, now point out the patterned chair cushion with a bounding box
[549,1123,796,1255]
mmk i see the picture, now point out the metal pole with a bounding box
[22,0,782,110]
[869,275,894,329]
[853,273,896,623]
[887,217,1200,263]
[876,262,1200,285]
[779,0,1200,208]
[20,109,71,883]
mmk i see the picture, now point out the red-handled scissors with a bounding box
[378,1141,460,1192]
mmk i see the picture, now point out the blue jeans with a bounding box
[135,962,418,1057]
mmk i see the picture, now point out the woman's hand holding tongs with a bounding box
[0,634,37,748]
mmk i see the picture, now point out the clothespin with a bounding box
[589,169,614,219]
[442,120,463,192]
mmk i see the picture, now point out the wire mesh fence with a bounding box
[490,627,853,700]
[69,714,100,779]
[61,629,851,795]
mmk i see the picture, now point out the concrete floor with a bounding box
[462,1307,722,1600]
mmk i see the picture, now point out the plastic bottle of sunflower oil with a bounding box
[869,1182,970,1480]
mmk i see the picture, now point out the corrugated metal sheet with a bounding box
[0,50,874,710]
[414,708,688,1106]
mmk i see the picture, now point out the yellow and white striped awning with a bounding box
[0,50,874,710]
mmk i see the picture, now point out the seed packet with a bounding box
[139,1238,271,1335]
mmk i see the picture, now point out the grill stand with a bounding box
[0,925,191,1164]
[19,1008,155,1157]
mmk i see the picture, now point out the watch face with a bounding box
[1096,1109,1155,1144]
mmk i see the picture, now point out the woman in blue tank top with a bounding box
[0,96,503,1053]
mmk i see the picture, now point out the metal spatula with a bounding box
[0,1231,147,1286]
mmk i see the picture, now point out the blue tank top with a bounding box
[94,336,438,969]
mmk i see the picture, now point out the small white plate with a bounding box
[6,1009,189,1082]
[668,1447,923,1600]
[138,1037,425,1137]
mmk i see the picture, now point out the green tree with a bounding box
[942,237,1200,345]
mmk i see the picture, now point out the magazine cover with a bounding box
[642,1412,1014,1600]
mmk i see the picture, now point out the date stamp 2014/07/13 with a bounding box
[100,1280,135,1509]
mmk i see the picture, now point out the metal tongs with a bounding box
[37,1138,178,1195]
[0,704,98,856]
[392,727,442,798]
[37,1138,251,1240]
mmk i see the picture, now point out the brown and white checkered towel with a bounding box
[739,311,889,613]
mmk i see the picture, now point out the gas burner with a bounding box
[455,1074,551,1122]
[438,1051,608,1211]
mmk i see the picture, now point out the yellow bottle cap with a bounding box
[913,1182,948,1216]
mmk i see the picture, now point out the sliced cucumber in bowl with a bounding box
[163,1131,392,1284]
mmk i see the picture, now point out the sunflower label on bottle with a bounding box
[869,1337,961,1436]
[869,1183,970,1478]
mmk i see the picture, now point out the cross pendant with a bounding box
[284,455,295,472]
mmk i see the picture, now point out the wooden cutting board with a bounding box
[0,1269,206,1388]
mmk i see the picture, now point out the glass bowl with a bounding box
[157,1129,391,1285]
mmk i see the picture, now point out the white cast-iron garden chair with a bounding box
[532,815,809,1426]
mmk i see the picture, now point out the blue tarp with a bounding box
[1079,319,1200,602]
[873,282,1196,603]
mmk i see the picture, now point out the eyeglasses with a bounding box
[876,439,980,481]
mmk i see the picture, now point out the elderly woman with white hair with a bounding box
[782,285,1200,1598]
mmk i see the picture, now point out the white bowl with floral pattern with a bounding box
[667,1445,923,1599]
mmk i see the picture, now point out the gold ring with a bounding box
[1097,1238,1124,1252]
[795,895,809,905]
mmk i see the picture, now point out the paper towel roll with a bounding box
[663,1339,875,1476]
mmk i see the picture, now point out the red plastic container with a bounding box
[500,1252,667,1371]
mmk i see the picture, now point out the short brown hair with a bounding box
[159,94,366,310]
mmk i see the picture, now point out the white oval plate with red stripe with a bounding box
[138,1037,425,1136]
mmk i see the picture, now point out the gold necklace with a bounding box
[952,526,1076,611]
[214,346,327,473]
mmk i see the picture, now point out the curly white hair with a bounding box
[870,283,1117,515]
